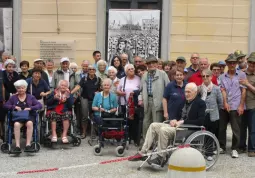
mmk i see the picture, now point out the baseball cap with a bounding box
[218,61,226,66]
[60,57,70,63]
[176,56,186,62]
[34,58,43,63]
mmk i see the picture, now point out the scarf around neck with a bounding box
[200,82,213,101]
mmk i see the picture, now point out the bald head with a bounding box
[121,53,129,67]
[199,58,209,71]
[185,82,198,101]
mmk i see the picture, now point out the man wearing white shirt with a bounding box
[51,57,72,89]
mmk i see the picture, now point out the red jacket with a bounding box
[188,71,218,86]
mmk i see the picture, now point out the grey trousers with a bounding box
[141,123,176,157]
[219,109,242,150]
[80,98,92,123]
[142,97,163,138]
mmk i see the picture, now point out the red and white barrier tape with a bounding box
[0,144,190,176]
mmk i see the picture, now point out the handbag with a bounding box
[12,110,30,121]
[100,92,115,118]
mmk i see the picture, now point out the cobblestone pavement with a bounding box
[0,128,254,178]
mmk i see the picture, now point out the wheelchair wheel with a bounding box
[31,142,41,152]
[1,143,10,154]
[115,146,125,157]
[93,145,103,156]
[72,137,81,147]
[185,130,220,170]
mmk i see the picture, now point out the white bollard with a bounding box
[168,147,206,178]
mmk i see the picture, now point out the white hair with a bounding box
[108,66,117,75]
[58,80,69,88]
[69,62,78,68]
[82,60,90,65]
[97,59,107,67]
[4,59,15,67]
[2,52,10,56]
[186,82,198,92]
[102,78,112,87]
[88,64,96,70]
[124,64,135,74]
[14,80,28,88]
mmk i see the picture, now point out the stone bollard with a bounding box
[168,147,206,178]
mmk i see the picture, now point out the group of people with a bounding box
[0,49,254,161]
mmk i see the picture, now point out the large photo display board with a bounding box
[107,9,160,64]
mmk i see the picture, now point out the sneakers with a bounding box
[248,152,255,157]
[219,148,225,154]
[231,150,239,158]
[207,156,213,161]
[128,153,147,161]
[148,156,165,167]
[12,147,22,154]
[24,145,35,153]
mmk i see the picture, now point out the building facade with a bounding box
[1,0,255,66]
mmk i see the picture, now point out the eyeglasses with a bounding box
[191,57,199,59]
[128,68,134,71]
[202,75,210,78]
[88,69,95,71]
[135,61,142,63]
[227,62,237,65]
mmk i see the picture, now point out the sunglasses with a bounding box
[202,75,210,78]
[191,57,199,59]
[88,69,95,71]
[135,61,142,63]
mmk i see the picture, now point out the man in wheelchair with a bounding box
[129,82,206,165]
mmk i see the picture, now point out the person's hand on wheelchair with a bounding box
[170,119,177,127]
[24,108,31,111]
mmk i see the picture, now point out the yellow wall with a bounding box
[21,0,97,66]
[170,0,250,64]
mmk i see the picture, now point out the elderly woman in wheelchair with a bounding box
[129,83,220,170]
[46,80,73,144]
[4,80,42,154]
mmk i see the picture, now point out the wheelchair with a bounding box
[0,110,41,154]
[39,104,81,147]
[138,123,220,171]
[92,105,129,157]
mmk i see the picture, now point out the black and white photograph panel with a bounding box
[107,9,160,64]
[0,8,12,55]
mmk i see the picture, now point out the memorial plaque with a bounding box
[40,40,76,65]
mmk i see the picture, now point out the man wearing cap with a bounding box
[139,55,169,138]
[234,50,246,64]
[218,61,226,74]
[218,53,246,158]
[186,53,200,80]
[188,58,218,86]
[238,52,255,157]
[168,56,187,81]
[51,57,72,89]
[30,59,50,86]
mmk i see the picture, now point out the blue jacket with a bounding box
[46,92,74,112]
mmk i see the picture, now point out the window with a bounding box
[0,0,12,8]
[0,0,13,54]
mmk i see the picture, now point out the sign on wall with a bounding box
[40,40,76,65]
[107,9,160,64]
[0,8,12,54]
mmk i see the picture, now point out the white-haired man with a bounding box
[139,56,170,138]
[51,57,72,89]
[71,65,101,138]
[129,82,206,165]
